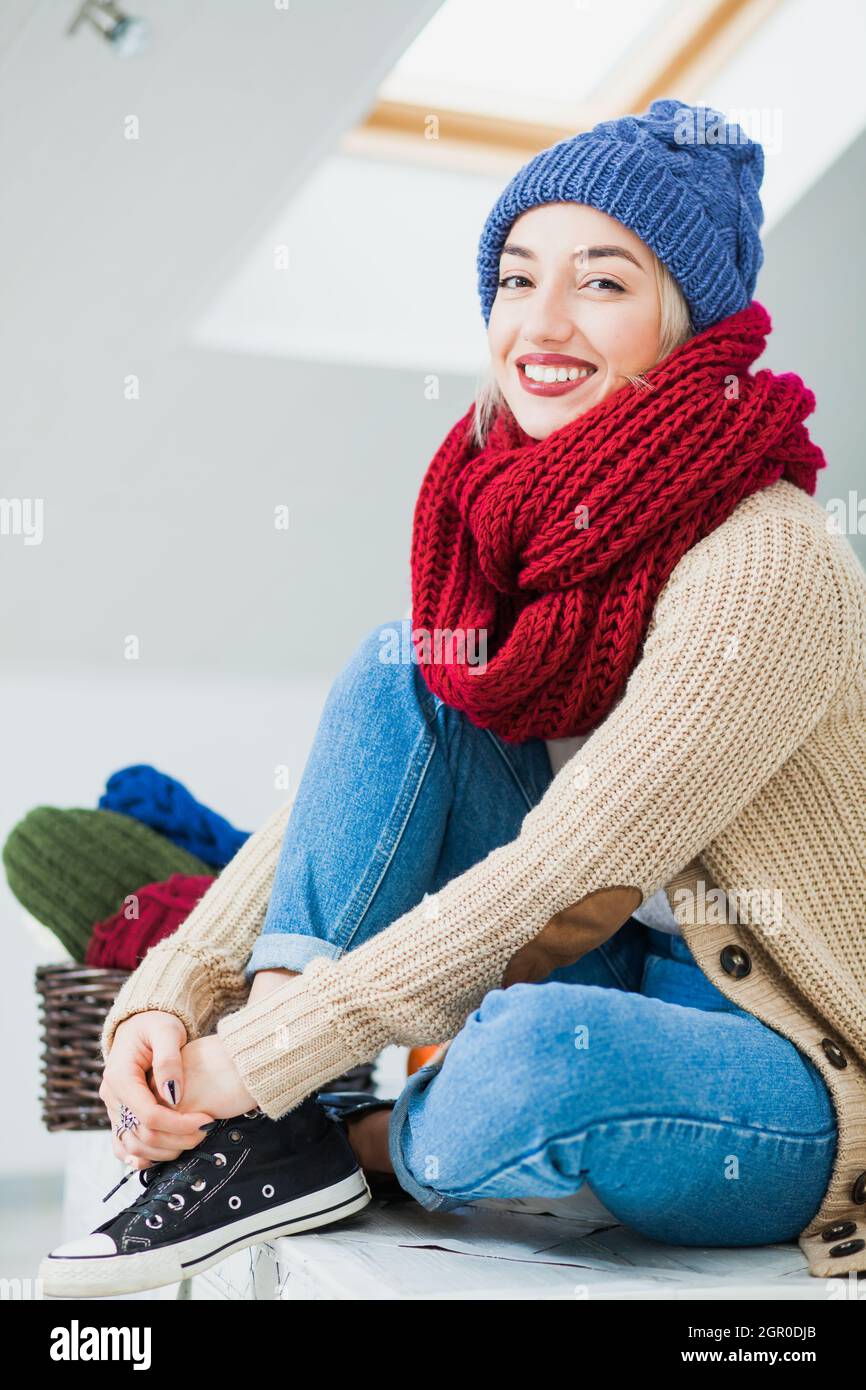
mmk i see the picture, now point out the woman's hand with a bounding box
[100,1011,217,1170]
[167,1035,259,1120]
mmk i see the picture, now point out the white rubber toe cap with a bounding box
[47,1233,118,1258]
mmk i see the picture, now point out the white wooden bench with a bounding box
[57,1128,827,1302]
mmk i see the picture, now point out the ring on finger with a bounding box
[115,1102,140,1139]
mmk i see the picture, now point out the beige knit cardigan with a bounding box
[101,479,866,1280]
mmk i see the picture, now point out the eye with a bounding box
[497,272,532,289]
[582,277,625,293]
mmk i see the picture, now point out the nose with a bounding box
[519,277,577,347]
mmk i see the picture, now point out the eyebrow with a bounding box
[500,241,646,273]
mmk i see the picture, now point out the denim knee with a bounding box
[330,618,441,727]
[458,982,613,1116]
[337,618,402,681]
[453,979,597,1060]
[332,619,414,693]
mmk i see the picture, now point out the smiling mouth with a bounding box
[515,356,598,397]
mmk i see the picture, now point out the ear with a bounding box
[501,884,643,987]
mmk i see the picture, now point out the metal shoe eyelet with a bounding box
[228,1195,241,1210]
[145,1214,163,1229]
[228,1130,243,1142]
[213,1153,227,1167]
[167,1193,185,1210]
[262,1184,274,1199]
[191,1178,207,1193]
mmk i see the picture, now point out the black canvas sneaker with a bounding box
[39,1096,371,1298]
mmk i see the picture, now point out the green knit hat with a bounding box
[2,807,212,961]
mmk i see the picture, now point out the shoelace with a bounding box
[131,1150,227,1223]
[101,1118,226,1205]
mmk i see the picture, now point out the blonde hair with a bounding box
[471,251,694,448]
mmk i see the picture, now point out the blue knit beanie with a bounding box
[477,98,765,334]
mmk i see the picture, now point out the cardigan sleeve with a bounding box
[99,798,292,1063]
[215,510,848,1118]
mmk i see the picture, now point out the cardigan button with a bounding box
[852,1171,866,1204]
[820,1039,848,1069]
[822,1221,857,1242]
[719,944,751,979]
[828,1238,866,1258]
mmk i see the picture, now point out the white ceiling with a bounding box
[0,0,444,367]
[377,0,674,123]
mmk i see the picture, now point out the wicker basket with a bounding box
[34,961,379,1131]
[35,962,130,1131]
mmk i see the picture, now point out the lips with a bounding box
[515,352,598,398]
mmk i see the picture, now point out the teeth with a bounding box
[521,363,595,383]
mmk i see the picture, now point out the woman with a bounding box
[41,99,866,1298]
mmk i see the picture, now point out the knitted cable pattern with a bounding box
[99,764,250,869]
[410,300,825,741]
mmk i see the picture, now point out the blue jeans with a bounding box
[247,623,838,1246]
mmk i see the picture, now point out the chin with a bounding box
[508,398,593,440]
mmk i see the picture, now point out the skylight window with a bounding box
[377,0,676,126]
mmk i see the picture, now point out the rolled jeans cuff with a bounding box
[387,1059,465,1213]
[243,932,342,983]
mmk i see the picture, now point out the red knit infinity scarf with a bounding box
[410,301,826,742]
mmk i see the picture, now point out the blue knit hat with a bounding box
[477,98,765,334]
